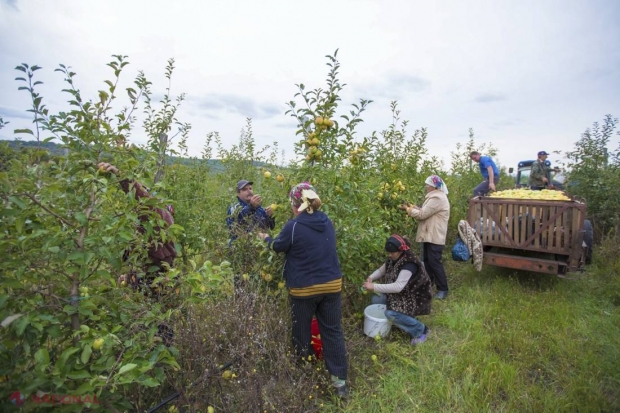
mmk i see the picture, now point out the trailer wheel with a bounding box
[584,219,593,264]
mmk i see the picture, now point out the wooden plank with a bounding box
[569,206,583,269]
[524,204,533,248]
[519,203,527,246]
[483,252,561,274]
[506,203,514,247]
[561,205,569,252]
[482,201,489,244]
[541,205,550,250]
[554,206,563,252]
[533,205,540,248]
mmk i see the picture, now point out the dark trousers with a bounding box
[289,293,348,380]
[473,176,500,197]
[423,243,449,292]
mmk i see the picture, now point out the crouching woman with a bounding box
[363,235,432,345]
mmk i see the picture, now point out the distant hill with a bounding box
[5,139,68,156]
[1,139,228,171]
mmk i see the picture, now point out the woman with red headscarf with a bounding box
[258,182,348,398]
[363,235,432,345]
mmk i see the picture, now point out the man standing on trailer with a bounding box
[470,151,500,196]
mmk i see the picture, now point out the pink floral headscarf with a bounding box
[425,175,449,194]
[289,182,320,214]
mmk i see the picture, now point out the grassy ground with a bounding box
[158,240,620,412]
[324,241,620,413]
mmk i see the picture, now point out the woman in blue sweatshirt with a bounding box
[258,182,348,398]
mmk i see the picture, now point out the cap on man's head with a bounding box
[236,180,253,192]
[538,151,549,156]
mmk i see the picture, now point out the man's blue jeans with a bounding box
[370,294,426,339]
[473,176,500,197]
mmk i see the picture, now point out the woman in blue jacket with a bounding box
[258,182,348,398]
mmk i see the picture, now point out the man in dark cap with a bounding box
[529,151,559,190]
[226,179,275,244]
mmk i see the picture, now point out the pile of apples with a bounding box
[488,189,571,201]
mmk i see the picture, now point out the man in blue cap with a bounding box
[226,179,275,244]
[529,151,558,190]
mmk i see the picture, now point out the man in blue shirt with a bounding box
[470,151,500,196]
[227,180,275,244]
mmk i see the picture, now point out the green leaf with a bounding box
[75,382,94,395]
[67,370,91,380]
[15,315,29,336]
[0,278,23,289]
[140,377,160,387]
[8,195,26,209]
[75,212,88,226]
[81,344,92,364]
[14,128,34,135]
[118,231,134,241]
[117,363,137,375]
[68,252,85,262]
[47,325,63,339]
[35,348,50,367]
[63,305,78,315]
[58,347,80,366]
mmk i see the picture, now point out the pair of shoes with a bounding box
[410,332,428,345]
[434,290,449,300]
[334,384,348,399]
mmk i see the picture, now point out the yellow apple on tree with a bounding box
[93,338,104,350]
[263,171,271,179]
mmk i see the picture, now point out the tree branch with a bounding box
[23,192,75,227]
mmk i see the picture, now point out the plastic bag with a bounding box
[452,237,470,261]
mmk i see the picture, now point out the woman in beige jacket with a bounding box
[399,175,450,299]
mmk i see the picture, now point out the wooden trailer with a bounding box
[468,196,588,275]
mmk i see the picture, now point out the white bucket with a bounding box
[363,304,391,338]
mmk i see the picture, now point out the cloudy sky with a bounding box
[1,0,618,170]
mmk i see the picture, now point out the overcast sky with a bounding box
[1,0,619,170]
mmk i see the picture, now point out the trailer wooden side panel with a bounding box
[468,197,587,273]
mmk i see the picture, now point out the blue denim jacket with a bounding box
[226,197,275,243]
